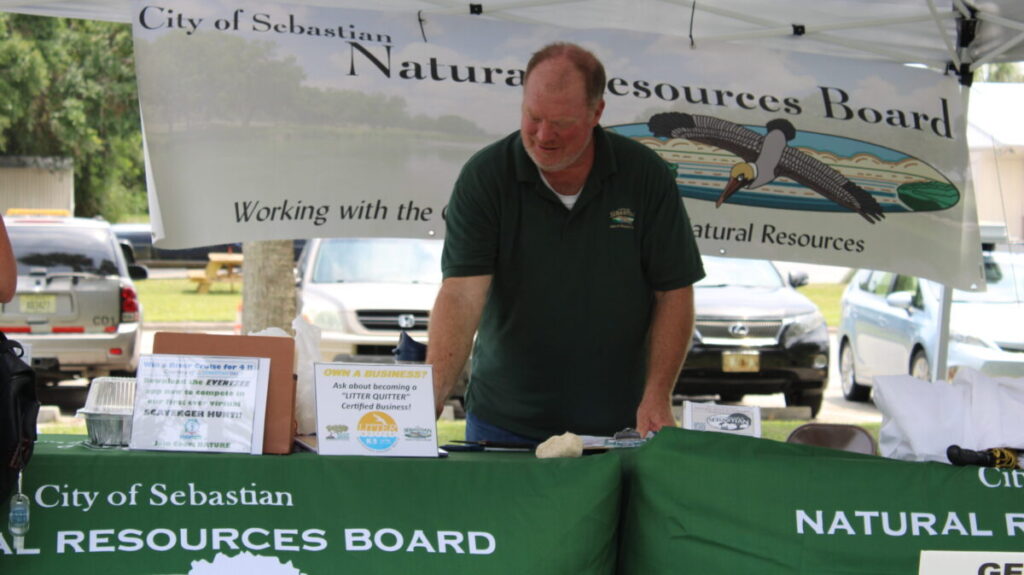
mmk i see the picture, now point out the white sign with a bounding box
[681,401,762,438]
[313,362,437,457]
[919,550,1024,575]
[132,1,982,289]
[130,354,270,454]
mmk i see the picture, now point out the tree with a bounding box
[976,62,1024,83]
[0,13,145,220]
[240,240,296,336]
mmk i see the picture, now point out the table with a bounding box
[0,437,621,574]
[3,431,1020,574]
[187,252,244,293]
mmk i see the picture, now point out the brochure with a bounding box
[130,354,270,454]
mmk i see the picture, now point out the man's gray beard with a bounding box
[525,131,593,174]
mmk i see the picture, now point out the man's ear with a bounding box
[592,99,606,125]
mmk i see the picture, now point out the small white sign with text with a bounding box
[681,401,762,438]
[313,362,438,457]
[130,354,269,454]
[919,550,1024,575]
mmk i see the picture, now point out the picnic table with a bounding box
[186,252,243,293]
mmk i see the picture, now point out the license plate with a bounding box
[722,350,760,373]
[19,294,57,314]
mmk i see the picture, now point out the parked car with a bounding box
[296,237,441,357]
[676,256,830,417]
[296,237,468,407]
[1,213,148,384]
[837,249,1024,401]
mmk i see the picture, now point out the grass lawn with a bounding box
[797,282,845,328]
[136,278,242,323]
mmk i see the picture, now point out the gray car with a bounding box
[2,214,148,384]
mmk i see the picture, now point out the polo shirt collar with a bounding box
[513,126,617,186]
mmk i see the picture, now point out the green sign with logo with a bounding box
[0,438,621,574]
[618,428,1024,574]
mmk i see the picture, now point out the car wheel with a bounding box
[839,341,871,402]
[717,393,745,403]
[785,389,823,418]
[910,349,931,381]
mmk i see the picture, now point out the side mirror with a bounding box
[128,264,149,281]
[119,240,137,265]
[885,291,914,311]
[788,271,809,288]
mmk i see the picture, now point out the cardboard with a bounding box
[152,332,297,454]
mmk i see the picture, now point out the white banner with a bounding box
[132,0,982,288]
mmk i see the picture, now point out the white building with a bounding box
[968,83,1024,244]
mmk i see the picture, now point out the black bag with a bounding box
[0,332,38,502]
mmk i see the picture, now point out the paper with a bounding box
[875,368,1024,463]
[313,362,438,457]
[130,354,270,454]
[681,401,762,438]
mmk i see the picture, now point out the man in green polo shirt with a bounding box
[428,42,705,443]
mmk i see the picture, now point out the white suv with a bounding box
[296,237,442,363]
[2,214,148,384]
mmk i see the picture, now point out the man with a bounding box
[428,42,704,443]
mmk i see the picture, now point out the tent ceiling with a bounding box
[2,1,1024,73]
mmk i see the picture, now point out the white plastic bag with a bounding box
[874,368,1024,463]
[290,316,321,435]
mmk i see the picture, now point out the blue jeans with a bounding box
[465,412,540,446]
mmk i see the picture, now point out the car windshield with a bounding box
[953,253,1024,303]
[696,256,784,288]
[9,226,120,276]
[311,238,443,284]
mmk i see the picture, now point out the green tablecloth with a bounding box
[618,428,1024,574]
[5,430,1021,574]
[1,437,622,574]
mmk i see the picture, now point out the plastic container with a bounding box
[77,377,136,446]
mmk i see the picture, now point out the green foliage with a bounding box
[976,63,1024,83]
[0,13,145,220]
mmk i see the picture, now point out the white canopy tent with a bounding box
[2,0,1020,383]
[3,0,1024,75]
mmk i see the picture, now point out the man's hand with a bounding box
[636,285,695,436]
[636,395,676,437]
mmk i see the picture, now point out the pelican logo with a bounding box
[397,314,417,329]
[727,323,750,337]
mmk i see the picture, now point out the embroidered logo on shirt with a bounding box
[609,208,636,230]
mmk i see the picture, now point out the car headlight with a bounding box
[949,331,998,349]
[304,308,344,331]
[784,311,826,341]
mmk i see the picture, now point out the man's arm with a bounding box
[427,275,492,417]
[636,285,695,436]
[0,215,16,303]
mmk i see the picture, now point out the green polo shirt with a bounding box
[442,127,705,440]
